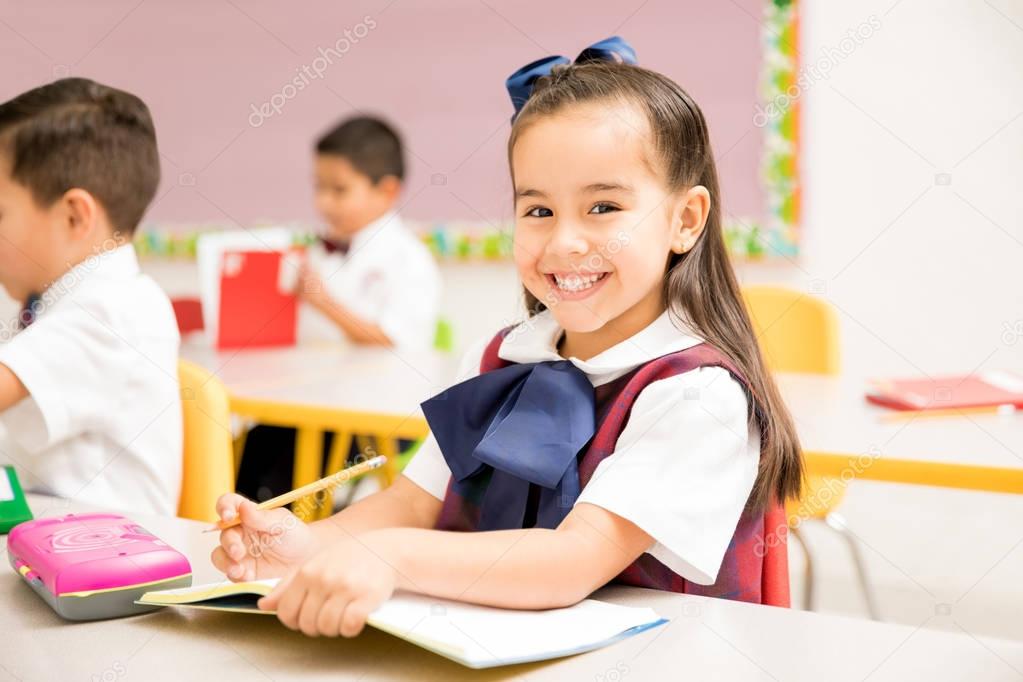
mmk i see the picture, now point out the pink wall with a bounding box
[0,0,765,229]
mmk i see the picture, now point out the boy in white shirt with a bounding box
[0,78,182,515]
[237,116,441,500]
[296,116,440,349]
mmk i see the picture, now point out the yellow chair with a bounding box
[177,359,235,523]
[742,285,840,374]
[742,285,878,619]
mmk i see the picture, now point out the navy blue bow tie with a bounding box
[318,236,351,256]
[505,36,638,121]
[421,361,596,530]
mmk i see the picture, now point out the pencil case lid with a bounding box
[8,512,192,596]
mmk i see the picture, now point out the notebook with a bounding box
[866,370,1023,411]
[137,579,667,669]
[217,249,301,350]
[195,228,296,347]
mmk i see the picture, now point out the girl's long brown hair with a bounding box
[508,61,803,510]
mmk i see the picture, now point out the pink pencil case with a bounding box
[8,513,192,621]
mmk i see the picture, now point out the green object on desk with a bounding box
[0,466,33,533]
[433,318,454,354]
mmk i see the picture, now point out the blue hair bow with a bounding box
[421,361,596,530]
[505,35,638,121]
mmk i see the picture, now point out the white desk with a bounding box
[180,340,459,501]
[779,373,1023,467]
[3,495,1022,681]
[181,340,459,419]
[777,373,1023,494]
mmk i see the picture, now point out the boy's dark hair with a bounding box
[315,116,404,183]
[0,78,160,235]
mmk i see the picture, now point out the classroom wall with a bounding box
[741,0,1023,384]
[0,0,766,227]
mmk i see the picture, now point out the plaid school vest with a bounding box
[434,328,791,607]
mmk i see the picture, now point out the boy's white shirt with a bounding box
[298,210,441,350]
[402,309,761,585]
[0,244,183,516]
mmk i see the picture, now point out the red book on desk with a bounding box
[866,371,1023,411]
[216,250,299,350]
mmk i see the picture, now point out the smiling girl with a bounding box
[211,50,803,639]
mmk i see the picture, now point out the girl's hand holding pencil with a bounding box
[209,456,388,583]
[209,495,315,582]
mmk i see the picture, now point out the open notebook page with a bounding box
[138,579,667,669]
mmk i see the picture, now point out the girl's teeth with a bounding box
[553,273,605,292]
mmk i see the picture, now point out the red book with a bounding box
[866,371,1023,411]
[216,250,299,350]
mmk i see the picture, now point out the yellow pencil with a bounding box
[204,455,387,532]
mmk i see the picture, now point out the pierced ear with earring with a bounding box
[671,219,696,255]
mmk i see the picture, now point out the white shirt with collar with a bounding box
[0,244,183,516]
[403,308,761,585]
[299,211,441,350]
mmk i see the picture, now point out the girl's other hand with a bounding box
[258,536,397,637]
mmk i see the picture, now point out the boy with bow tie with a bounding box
[296,115,440,348]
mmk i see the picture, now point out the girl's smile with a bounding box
[544,270,612,299]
